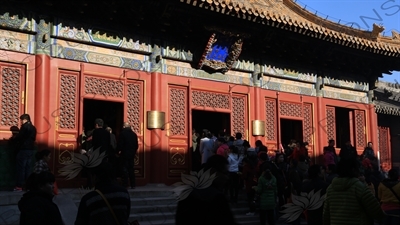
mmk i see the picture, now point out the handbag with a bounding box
[95,189,140,225]
[95,189,120,225]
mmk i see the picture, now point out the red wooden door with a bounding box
[354,110,366,153]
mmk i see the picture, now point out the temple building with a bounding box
[374,81,400,170]
[0,0,400,187]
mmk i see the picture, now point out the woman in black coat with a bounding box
[18,171,64,225]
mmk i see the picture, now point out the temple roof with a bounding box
[374,81,400,116]
[182,0,400,57]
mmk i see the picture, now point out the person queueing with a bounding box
[117,122,139,189]
[253,168,277,225]
[18,171,63,225]
[33,150,59,195]
[14,114,37,192]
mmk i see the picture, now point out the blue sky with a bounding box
[298,0,400,83]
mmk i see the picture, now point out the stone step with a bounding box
[131,196,177,207]
[0,192,23,206]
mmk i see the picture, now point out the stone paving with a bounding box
[0,185,304,225]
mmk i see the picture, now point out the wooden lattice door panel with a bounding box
[326,106,336,142]
[232,94,247,139]
[265,98,277,142]
[378,126,391,171]
[126,81,145,177]
[55,70,80,173]
[0,63,25,131]
[303,103,314,156]
[354,110,366,151]
[168,86,189,177]
[57,72,79,130]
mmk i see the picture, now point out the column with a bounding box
[149,44,166,183]
[316,76,325,161]
[252,64,263,142]
[34,19,51,150]
[368,90,379,154]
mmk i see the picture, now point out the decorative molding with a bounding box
[170,147,186,165]
[35,19,51,55]
[53,39,148,70]
[58,143,74,165]
[84,76,124,98]
[261,65,317,83]
[323,77,369,92]
[192,90,230,109]
[0,30,34,54]
[0,12,33,32]
[198,33,243,74]
[162,43,193,62]
[53,23,152,54]
[261,77,316,96]
[375,104,400,116]
[323,86,368,103]
[279,102,302,118]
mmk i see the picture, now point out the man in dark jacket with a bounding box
[14,114,37,192]
[117,122,138,189]
[92,118,111,157]
[339,140,358,161]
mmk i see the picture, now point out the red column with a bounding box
[368,104,378,152]
[253,86,262,142]
[150,71,165,183]
[316,97,325,161]
[34,54,50,150]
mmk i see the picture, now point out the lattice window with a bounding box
[265,99,276,141]
[84,76,124,98]
[280,102,302,117]
[303,103,313,144]
[127,83,141,134]
[326,106,336,141]
[192,90,229,109]
[1,67,21,127]
[355,110,366,148]
[59,74,77,129]
[232,96,246,138]
[378,126,391,171]
[169,88,187,136]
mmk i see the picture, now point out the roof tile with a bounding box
[188,0,400,55]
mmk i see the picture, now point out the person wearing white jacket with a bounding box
[200,130,214,165]
[227,145,244,204]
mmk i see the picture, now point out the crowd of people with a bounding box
[9,114,138,225]
[184,129,400,225]
[7,114,400,225]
